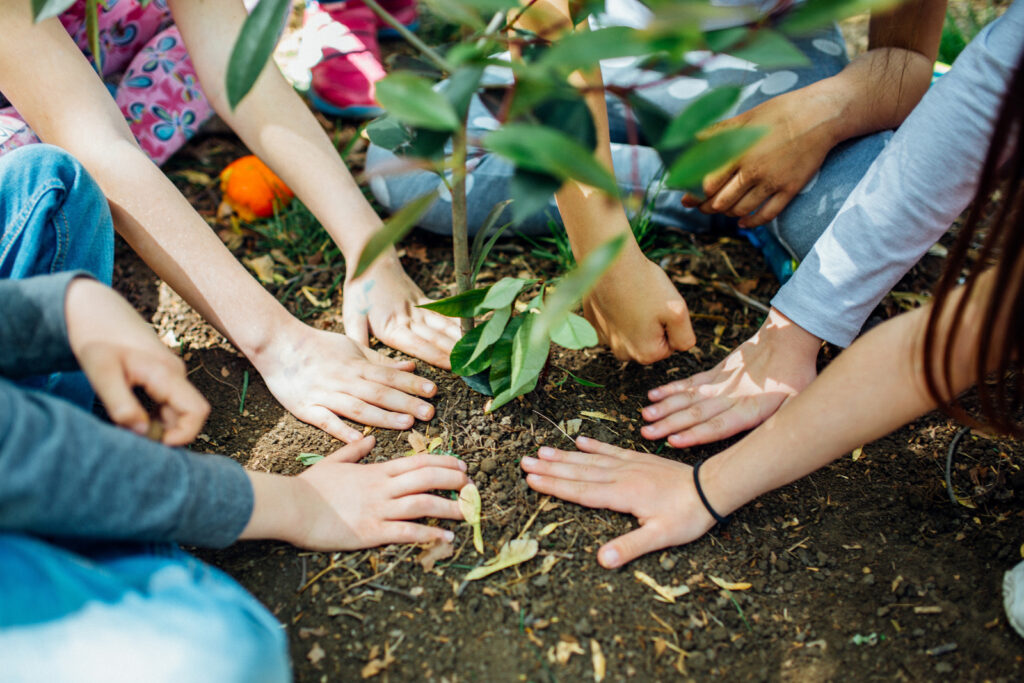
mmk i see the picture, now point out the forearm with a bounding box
[513,0,636,261]
[170,0,384,261]
[703,279,984,516]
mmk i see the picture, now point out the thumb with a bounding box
[664,301,696,352]
[597,522,666,569]
[343,305,371,349]
[326,435,376,464]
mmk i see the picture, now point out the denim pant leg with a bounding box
[0,534,291,683]
[0,144,115,408]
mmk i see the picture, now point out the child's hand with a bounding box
[254,322,438,443]
[254,436,469,550]
[64,278,210,446]
[641,308,820,447]
[344,258,461,370]
[583,250,695,364]
[521,436,716,568]
[681,89,838,227]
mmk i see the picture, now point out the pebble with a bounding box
[481,456,499,474]
[687,652,708,671]
[776,559,790,573]
[531,574,550,588]
[660,556,676,571]
[935,663,954,674]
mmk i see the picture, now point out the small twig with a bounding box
[517,495,552,539]
[711,281,770,315]
[531,409,574,444]
[945,426,971,506]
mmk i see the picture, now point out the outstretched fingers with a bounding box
[388,465,470,497]
[379,521,456,546]
[641,394,732,441]
[298,405,365,443]
[325,435,376,463]
[665,406,758,448]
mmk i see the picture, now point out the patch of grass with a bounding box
[938,4,1001,64]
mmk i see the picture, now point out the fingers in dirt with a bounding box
[303,406,365,443]
[380,521,456,546]
[383,452,467,475]
[390,494,464,521]
[641,396,732,440]
[666,408,754,448]
[388,466,470,497]
[326,435,376,463]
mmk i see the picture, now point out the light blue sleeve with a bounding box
[771,0,1024,347]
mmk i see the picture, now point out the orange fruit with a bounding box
[219,155,294,221]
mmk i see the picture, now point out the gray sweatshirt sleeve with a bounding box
[0,378,254,547]
[770,1,1024,347]
[0,272,254,547]
[0,272,84,377]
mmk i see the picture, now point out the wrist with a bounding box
[761,307,822,359]
[239,471,306,543]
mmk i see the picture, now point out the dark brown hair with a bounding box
[923,46,1024,437]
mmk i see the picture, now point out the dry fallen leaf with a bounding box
[360,644,396,679]
[565,418,583,436]
[243,254,276,284]
[591,640,606,682]
[417,538,454,572]
[459,483,484,553]
[851,446,864,462]
[407,430,428,455]
[300,285,331,308]
[442,598,455,612]
[581,410,617,422]
[307,642,326,666]
[464,539,539,581]
[538,520,571,537]
[709,575,752,591]
[539,554,561,575]
[555,636,585,664]
[634,571,691,603]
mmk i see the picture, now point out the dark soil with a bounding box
[112,193,1024,681]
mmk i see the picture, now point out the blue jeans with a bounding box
[0,534,290,683]
[0,144,114,408]
[0,146,292,682]
[366,25,891,276]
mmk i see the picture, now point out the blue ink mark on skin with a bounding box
[357,279,375,315]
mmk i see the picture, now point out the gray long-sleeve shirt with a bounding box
[0,273,253,548]
[771,0,1024,347]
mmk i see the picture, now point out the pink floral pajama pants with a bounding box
[0,0,214,165]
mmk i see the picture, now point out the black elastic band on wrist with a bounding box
[693,459,731,527]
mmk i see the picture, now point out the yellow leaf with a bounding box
[464,539,538,581]
[851,447,863,462]
[174,169,213,186]
[300,286,331,308]
[459,483,484,554]
[565,418,583,435]
[709,575,751,591]
[538,520,571,537]
[634,571,690,603]
[555,637,585,665]
[428,436,444,453]
[581,410,617,422]
[243,254,276,284]
[591,639,606,682]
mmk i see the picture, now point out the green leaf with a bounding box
[422,0,485,30]
[550,313,598,349]
[353,193,436,278]
[484,124,620,197]
[296,452,325,466]
[489,313,549,412]
[365,115,411,151]
[402,127,451,160]
[481,277,534,310]
[226,0,292,109]
[539,26,651,71]
[460,371,494,395]
[419,286,492,317]
[487,315,525,398]
[533,94,597,150]
[450,323,492,376]
[780,0,899,35]
[31,0,76,22]
[728,30,811,69]
[376,72,460,131]
[627,95,672,147]
[665,126,768,190]
[85,0,101,74]
[443,65,485,119]
[509,168,562,224]
[703,26,748,52]
[528,234,626,353]
[658,86,741,149]
[467,305,512,365]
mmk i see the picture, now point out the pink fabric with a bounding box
[0,0,213,166]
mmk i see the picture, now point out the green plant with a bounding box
[938,4,1001,64]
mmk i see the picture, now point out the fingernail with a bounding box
[457,459,467,471]
[577,435,591,444]
[422,382,435,393]
[601,547,620,568]
[130,421,148,435]
[649,389,662,400]
[537,447,554,458]
[443,530,455,542]
[522,456,538,466]
[418,406,433,420]
[643,407,658,419]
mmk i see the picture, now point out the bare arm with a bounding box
[512,0,696,363]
